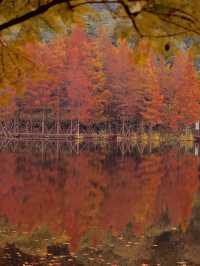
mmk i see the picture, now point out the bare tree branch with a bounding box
[143,31,187,38]
[0,0,67,31]
[71,0,119,8]
[158,15,200,36]
[119,0,143,37]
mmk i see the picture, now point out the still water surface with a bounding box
[0,140,200,265]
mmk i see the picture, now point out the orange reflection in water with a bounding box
[0,147,199,249]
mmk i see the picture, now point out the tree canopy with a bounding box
[0,0,200,123]
[0,27,200,136]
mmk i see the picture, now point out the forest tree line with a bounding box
[1,26,200,136]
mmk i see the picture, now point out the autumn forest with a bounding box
[1,26,200,139]
[1,0,200,264]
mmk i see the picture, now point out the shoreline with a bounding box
[0,131,196,142]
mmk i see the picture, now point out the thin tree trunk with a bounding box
[0,121,8,137]
[56,110,60,135]
[70,120,73,135]
[26,120,29,133]
[30,117,33,133]
[122,118,125,136]
[42,109,45,135]
[108,121,111,135]
[140,120,144,135]
[14,114,18,134]
[56,90,60,135]
[77,119,80,138]
[30,110,33,134]
[148,124,152,139]
[138,120,144,142]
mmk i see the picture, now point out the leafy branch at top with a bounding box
[0,0,200,38]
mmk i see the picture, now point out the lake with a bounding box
[0,139,199,265]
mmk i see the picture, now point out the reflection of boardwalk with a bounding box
[0,139,86,160]
[194,135,200,142]
[0,138,196,159]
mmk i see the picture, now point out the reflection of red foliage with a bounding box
[0,152,66,233]
[155,149,199,230]
[0,149,198,250]
[101,155,163,234]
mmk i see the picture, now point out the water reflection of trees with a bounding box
[0,142,199,251]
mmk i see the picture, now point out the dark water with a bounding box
[0,139,200,265]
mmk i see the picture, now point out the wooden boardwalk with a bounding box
[0,132,118,141]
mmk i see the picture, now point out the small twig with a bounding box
[142,31,187,38]
[158,15,200,36]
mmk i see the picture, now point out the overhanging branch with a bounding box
[0,0,67,31]
[0,0,199,38]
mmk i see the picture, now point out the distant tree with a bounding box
[0,26,199,136]
[2,1,200,95]
[66,27,94,136]
[140,51,164,132]
[163,51,200,131]
[109,39,138,133]
[0,87,16,137]
[86,37,109,125]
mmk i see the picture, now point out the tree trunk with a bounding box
[14,114,19,134]
[0,121,8,137]
[56,90,60,135]
[42,109,45,135]
[30,117,33,133]
[148,124,152,139]
[56,110,60,135]
[140,120,144,135]
[122,118,125,136]
[70,120,73,135]
[137,120,144,141]
[77,119,80,139]
[26,120,29,133]
[30,110,33,134]
[108,121,111,135]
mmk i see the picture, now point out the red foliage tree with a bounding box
[163,51,200,131]
[11,27,200,135]
[140,51,164,132]
[66,27,94,136]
